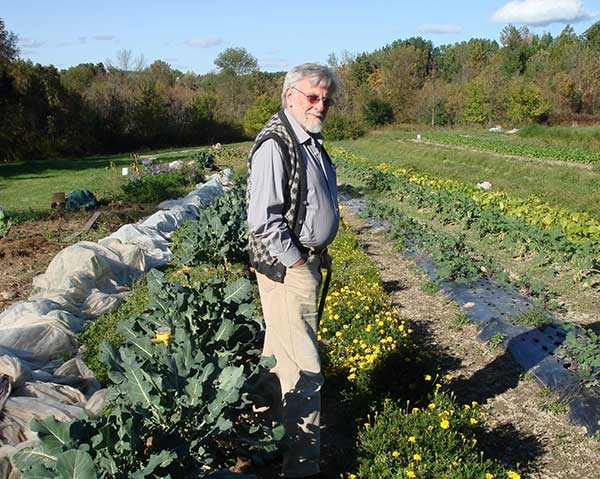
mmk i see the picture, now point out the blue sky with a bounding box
[4,0,600,74]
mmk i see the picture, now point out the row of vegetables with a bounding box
[331,147,600,289]
[422,132,600,164]
[331,147,600,387]
[14,176,524,478]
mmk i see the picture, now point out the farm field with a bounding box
[0,145,226,220]
[2,126,600,478]
[334,127,600,219]
[0,144,248,310]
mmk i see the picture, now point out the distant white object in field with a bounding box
[168,160,184,170]
[213,142,222,150]
[121,167,128,176]
[477,181,492,190]
[488,125,503,132]
[507,128,519,134]
[416,134,422,140]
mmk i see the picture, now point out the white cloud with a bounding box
[416,24,462,34]
[19,38,44,49]
[492,0,597,26]
[259,58,289,70]
[92,35,116,41]
[184,36,223,48]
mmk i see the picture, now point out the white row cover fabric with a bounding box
[0,169,233,478]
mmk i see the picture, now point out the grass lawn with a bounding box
[332,127,600,219]
[0,144,251,221]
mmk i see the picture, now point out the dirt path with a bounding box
[342,210,600,479]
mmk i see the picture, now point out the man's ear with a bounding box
[285,88,293,108]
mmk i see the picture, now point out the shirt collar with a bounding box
[284,109,324,145]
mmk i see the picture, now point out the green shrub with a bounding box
[121,164,203,203]
[244,95,280,137]
[192,150,216,170]
[356,392,519,479]
[363,98,394,127]
[323,114,365,140]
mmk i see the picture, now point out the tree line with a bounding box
[1,18,599,162]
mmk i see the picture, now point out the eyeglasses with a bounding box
[291,86,335,107]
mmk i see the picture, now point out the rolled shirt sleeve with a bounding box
[247,139,304,267]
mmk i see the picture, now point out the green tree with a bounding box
[508,79,550,125]
[362,98,394,126]
[462,81,491,125]
[583,21,600,51]
[214,47,258,75]
[60,63,104,92]
[243,95,279,137]
[499,25,534,76]
[0,18,18,63]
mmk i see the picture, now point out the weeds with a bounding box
[489,333,506,352]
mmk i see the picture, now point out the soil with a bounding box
[244,209,600,479]
[0,202,151,312]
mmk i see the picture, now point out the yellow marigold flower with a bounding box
[471,401,478,407]
[364,305,370,311]
[392,451,400,458]
[411,408,419,414]
[377,320,384,326]
[363,423,370,429]
[347,373,356,381]
[333,314,340,320]
[406,471,416,478]
[424,374,432,381]
[408,435,416,443]
[485,474,494,479]
[355,313,361,319]
[343,324,349,330]
[413,453,422,461]
[506,472,520,479]
[348,475,358,479]
[440,419,450,429]
[463,404,471,410]
[470,418,478,425]
[428,403,436,409]
[322,327,328,333]
[435,384,441,389]
[335,331,342,337]
[445,374,452,380]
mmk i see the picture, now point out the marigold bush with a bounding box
[356,391,520,479]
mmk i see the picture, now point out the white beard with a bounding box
[302,116,324,134]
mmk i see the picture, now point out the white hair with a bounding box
[281,63,338,107]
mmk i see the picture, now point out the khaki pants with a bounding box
[256,254,323,478]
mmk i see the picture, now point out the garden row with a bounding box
[421,132,600,164]
[331,147,600,288]
[332,148,600,389]
[14,179,524,478]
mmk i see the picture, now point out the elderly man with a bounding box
[247,63,339,478]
